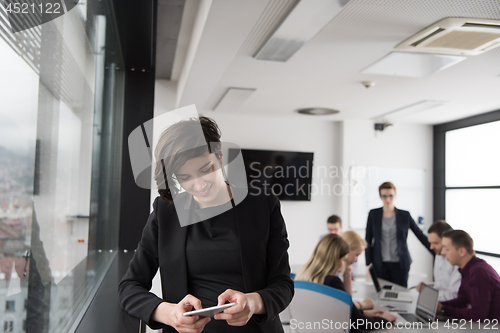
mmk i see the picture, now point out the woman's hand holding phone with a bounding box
[152,294,210,333]
[214,289,266,326]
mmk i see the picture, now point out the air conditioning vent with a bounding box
[463,22,500,29]
[410,28,446,47]
[396,18,500,55]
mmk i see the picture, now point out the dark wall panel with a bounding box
[113,0,158,250]
[119,71,156,250]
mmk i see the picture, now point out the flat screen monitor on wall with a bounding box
[228,148,314,201]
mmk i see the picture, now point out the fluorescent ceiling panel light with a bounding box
[254,0,347,62]
[361,52,466,78]
[213,88,256,112]
[378,100,448,121]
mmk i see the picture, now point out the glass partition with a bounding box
[0,1,124,332]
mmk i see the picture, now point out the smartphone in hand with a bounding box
[183,303,237,318]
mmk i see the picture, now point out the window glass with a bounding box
[477,253,500,275]
[445,120,500,187]
[0,1,124,332]
[445,189,500,256]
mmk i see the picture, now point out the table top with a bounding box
[351,277,490,333]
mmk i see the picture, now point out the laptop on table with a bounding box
[396,285,439,328]
[368,264,413,303]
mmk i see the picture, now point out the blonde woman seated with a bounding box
[296,234,396,332]
[341,231,375,310]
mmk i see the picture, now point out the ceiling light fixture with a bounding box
[376,100,448,121]
[253,0,348,62]
[296,108,340,116]
[361,52,466,78]
[213,88,256,112]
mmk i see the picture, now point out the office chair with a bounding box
[289,280,352,333]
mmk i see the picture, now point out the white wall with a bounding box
[340,119,434,284]
[208,113,341,268]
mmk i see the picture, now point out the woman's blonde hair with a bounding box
[341,230,367,251]
[296,234,349,284]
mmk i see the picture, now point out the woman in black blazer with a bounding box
[365,182,432,287]
[119,116,293,333]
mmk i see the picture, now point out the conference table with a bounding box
[352,277,494,333]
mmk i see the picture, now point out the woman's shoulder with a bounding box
[368,207,383,215]
[153,194,179,209]
[152,193,187,218]
[323,275,345,291]
[394,207,410,216]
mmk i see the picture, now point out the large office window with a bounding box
[0,1,124,332]
[434,111,500,273]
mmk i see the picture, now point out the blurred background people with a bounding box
[297,234,396,333]
[327,215,342,234]
[416,221,460,302]
[438,230,500,321]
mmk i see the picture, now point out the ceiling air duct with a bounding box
[396,17,500,56]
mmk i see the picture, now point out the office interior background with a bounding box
[0,0,499,332]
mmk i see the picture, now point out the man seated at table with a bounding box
[416,221,461,302]
[437,230,500,320]
[327,215,343,235]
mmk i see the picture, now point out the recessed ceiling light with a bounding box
[296,108,340,116]
[361,52,466,78]
[375,100,448,121]
[254,0,347,62]
[214,88,256,112]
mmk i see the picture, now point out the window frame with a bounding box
[434,109,500,259]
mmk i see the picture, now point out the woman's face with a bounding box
[346,247,364,266]
[335,254,349,273]
[175,152,229,208]
[380,188,396,207]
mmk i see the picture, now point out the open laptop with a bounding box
[396,285,439,328]
[368,264,413,303]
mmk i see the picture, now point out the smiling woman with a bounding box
[118,116,294,333]
[175,152,232,208]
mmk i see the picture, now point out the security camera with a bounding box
[362,81,375,88]
[374,123,392,131]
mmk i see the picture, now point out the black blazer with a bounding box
[118,188,294,332]
[365,207,432,270]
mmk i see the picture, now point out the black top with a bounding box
[324,275,388,333]
[118,187,293,333]
[186,200,259,332]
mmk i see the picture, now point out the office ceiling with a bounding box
[156,0,500,124]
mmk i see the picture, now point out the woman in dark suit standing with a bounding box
[119,116,293,333]
[365,182,432,287]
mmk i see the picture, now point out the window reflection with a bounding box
[0,1,124,332]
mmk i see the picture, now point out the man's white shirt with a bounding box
[434,254,461,302]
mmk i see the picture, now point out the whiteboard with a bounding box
[348,166,426,230]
